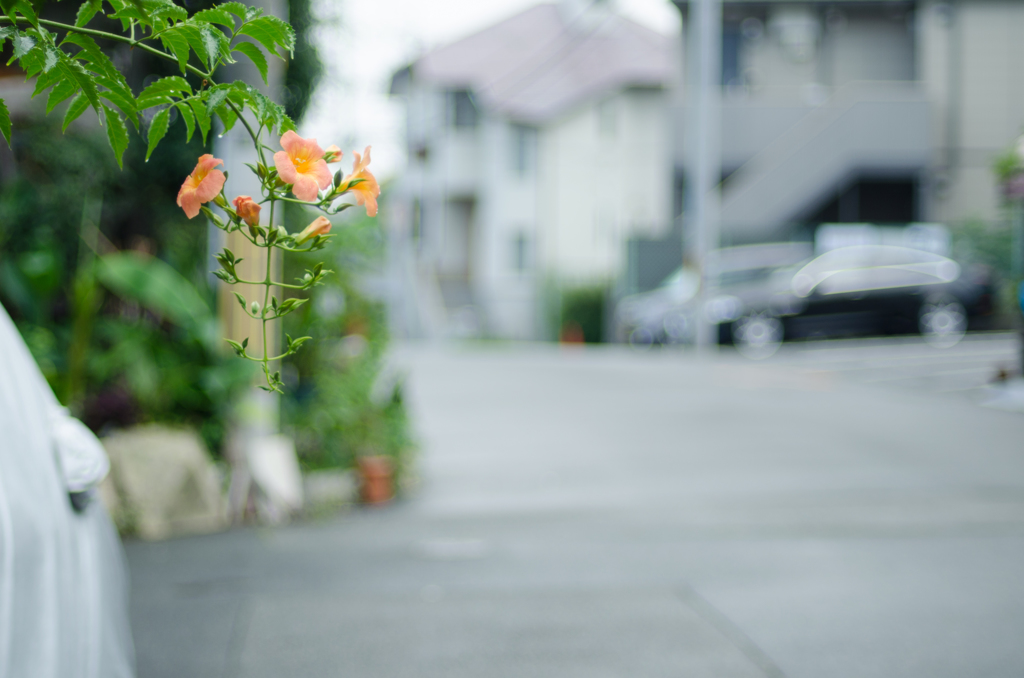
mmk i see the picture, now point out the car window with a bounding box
[658,267,700,303]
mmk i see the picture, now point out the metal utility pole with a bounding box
[684,0,722,349]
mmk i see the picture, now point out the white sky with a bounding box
[300,0,681,181]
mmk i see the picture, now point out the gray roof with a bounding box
[410,3,674,123]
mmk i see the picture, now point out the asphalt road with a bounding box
[127,334,1024,678]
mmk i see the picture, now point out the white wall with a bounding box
[537,88,672,284]
[918,0,1024,224]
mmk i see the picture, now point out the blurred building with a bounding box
[389,0,675,339]
[673,0,1024,244]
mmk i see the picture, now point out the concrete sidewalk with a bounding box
[128,344,1024,678]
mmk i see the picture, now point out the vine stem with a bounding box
[263,198,275,387]
[0,17,216,81]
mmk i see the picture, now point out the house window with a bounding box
[447,90,478,128]
[510,124,536,177]
[512,232,530,272]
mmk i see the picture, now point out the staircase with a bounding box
[720,82,931,241]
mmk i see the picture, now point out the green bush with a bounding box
[280,205,415,483]
[560,285,608,343]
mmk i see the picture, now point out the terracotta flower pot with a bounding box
[357,455,394,505]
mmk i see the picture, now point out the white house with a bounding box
[389,0,675,339]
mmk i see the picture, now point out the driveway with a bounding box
[128,339,1024,678]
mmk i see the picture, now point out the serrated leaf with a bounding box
[0,27,14,52]
[137,75,191,108]
[160,29,191,74]
[56,58,100,111]
[188,97,211,143]
[215,103,237,134]
[232,41,268,85]
[62,91,89,131]
[238,15,295,58]
[46,77,77,113]
[96,75,139,127]
[192,7,235,27]
[102,103,129,168]
[38,41,60,73]
[219,2,262,21]
[63,34,119,78]
[170,23,210,69]
[149,1,186,22]
[12,0,37,27]
[175,101,195,141]
[32,67,60,97]
[11,32,35,59]
[0,98,10,146]
[75,0,102,26]
[204,85,229,114]
[146,106,170,161]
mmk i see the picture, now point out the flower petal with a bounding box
[195,169,225,203]
[308,158,333,190]
[274,150,299,185]
[291,174,321,201]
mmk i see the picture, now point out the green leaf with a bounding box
[219,2,262,21]
[38,41,60,73]
[215,103,237,134]
[149,0,187,23]
[75,0,102,27]
[232,41,267,85]
[96,75,139,127]
[192,7,235,27]
[97,252,217,347]
[145,106,170,161]
[56,57,100,111]
[170,23,210,69]
[0,98,10,146]
[238,15,295,57]
[62,34,120,78]
[137,75,191,109]
[62,91,90,131]
[233,291,247,310]
[11,32,35,59]
[46,77,78,113]
[188,97,211,143]
[0,27,13,54]
[102,103,130,168]
[12,0,37,27]
[31,66,61,97]
[204,85,230,115]
[160,29,191,74]
[175,101,195,141]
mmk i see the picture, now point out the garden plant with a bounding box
[0,0,378,393]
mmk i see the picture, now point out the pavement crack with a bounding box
[677,585,789,678]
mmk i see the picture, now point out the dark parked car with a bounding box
[616,244,994,356]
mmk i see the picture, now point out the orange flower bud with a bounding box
[323,145,343,163]
[295,216,332,244]
[232,195,261,226]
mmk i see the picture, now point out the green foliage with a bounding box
[279,206,414,481]
[0,0,298,160]
[560,284,608,343]
[0,114,248,454]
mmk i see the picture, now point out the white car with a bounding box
[0,305,134,678]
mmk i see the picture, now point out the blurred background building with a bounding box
[388,0,675,339]
[386,0,1024,340]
